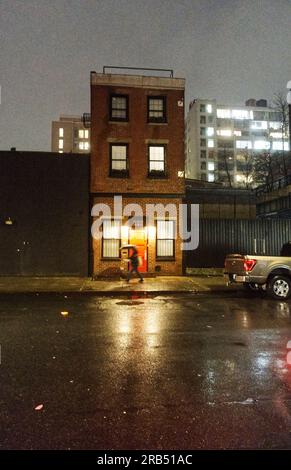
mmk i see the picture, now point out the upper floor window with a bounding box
[148,145,166,177]
[110,144,129,177]
[148,96,167,123]
[110,95,128,122]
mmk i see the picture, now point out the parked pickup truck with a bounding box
[224,243,291,300]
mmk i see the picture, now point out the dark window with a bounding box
[200,150,207,159]
[148,145,166,177]
[102,220,121,259]
[110,95,128,121]
[200,104,206,113]
[148,96,167,123]
[200,127,206,136]
[110,144,129,177]
[156,220,175,259]
[200,139,206,147]
[200,116,206,124]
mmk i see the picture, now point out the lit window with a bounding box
[79,142,84,150]
[272,142,289,151]
[208,162,215,171]
[156,220,175,259]
[236,140,252,149]
[217,109,231,119]
[102,220,121,259]
[217,129,232,137]
[59,139,63,149]
[207,127,214,136]
[253,140,270,150]
[269,121,281,130]
[270,132,283,139]
[178,171,184,178]
[110,144,128,176]
[231,109,250,120]
[148,96,166,123]
[79,130,84,138]
[251,121,268,130]
[208,173,215,182]
[58,150,63,154]
[207,139,214,148]
[206,104,212,113]
[84,130,89,139]
[59,128,64,137]
[84,142,89,150]
[236,174,246,183]
[233,130,242,136]
[148,145,165,175]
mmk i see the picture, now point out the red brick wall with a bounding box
[90,85,185,195]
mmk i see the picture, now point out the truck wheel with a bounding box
[267,275,291,300]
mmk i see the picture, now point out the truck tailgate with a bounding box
[225,255,245,274]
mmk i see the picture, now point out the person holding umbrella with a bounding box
[125,245,144,283]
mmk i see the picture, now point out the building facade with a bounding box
[90,70,185,277]
[51,115,90,154]
[185,98,289,186]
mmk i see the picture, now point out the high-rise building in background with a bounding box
[185,98,289,186]
[51,115,90,154]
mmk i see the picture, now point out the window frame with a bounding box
[110,94,129,122]
[109,143,129,178]
[148,144,166,178]
[156,219,175,260]
[147,96,167,123]
[101,219,121,260]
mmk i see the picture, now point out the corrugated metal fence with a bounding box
[186,219,291,268]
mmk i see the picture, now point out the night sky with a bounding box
[0,0,290,151]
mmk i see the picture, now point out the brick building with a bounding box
[90,69,185,276]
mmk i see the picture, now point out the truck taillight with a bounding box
[243,259,257,271]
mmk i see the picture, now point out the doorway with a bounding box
[129,228,148,273]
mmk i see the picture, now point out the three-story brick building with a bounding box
[90,69,185,277]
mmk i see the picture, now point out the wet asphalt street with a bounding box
[0,291,291,450]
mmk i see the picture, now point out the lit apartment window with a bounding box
[208,173,215,182]
[270,132,283,139]
[273,142,289,151]
[148,96,166,123]
[253,140,270,150]
[59,128,64,137]
[110,94,129,121]
[217,129,232,137]
[110,144,128,176]
[251,121,268,130]
[58,150,63,154]
[207,127,214,137]
[156,220,175,259]
[208,162,215,171]
[59,139,63,149]
[206,104,212,113]
[236,140,252,149]
[207,139,214,148]
[233,130,242,137]
[79,141,89,150]
[84,130,89,139]
[79,130,84,138]
[269,121,281,130]
[102,219,121,259]
[148,145,166,176]
[217,109,231,119]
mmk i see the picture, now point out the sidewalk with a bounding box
[0,275,242,295]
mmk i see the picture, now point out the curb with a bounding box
[0,288,241,296]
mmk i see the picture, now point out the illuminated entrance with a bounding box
[129,227,148,273]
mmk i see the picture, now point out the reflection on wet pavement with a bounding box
[0,293,291,449]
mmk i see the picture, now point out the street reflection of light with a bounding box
[115,312,132,348]
[276,303,290,317]
[146,334,159,349]
[144,310,161,334]
[255,355,270,371]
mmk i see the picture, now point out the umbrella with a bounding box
[120,244,137,250]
